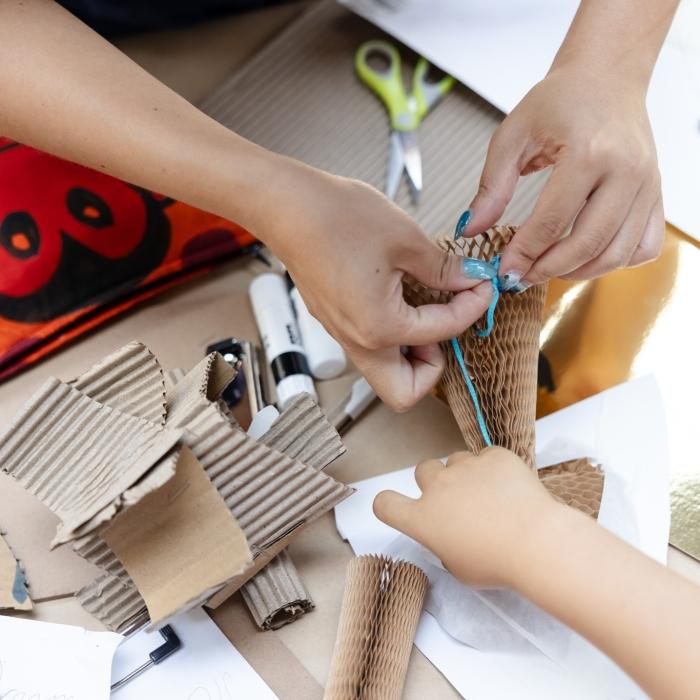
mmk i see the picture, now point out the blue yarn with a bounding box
[449,254,503,446]
[474,254,501,337]
[449,338,493,447]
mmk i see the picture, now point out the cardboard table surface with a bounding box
[1,4,699,698]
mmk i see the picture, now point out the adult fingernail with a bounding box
[454,209,472,240]
[499,270,531,293]
[462,258,497,280]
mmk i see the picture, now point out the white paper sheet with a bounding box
[334,375,669,699]
[0,615,121,699]
[339,0,700,241]
[111,607,277,699]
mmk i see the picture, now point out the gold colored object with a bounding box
[537,225,700,558]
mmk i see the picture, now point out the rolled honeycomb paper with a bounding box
[539,458,605,519]
[404,226,547,466]
[324,555,428,700]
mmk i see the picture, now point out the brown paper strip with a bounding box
[240,549,314,630]
[0,377,182,545]
[404,227,546,467]
[0,532,32,611]
[71,341,167,426]
[325,555,428,700]
[101,446,252,626]
[260,393,345,471]
[539,458,604,519]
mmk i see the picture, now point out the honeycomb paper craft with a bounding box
[325,555,428,700]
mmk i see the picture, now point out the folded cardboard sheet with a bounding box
[0,341,351,630]
[325,555,428,700]
[102,446,252,626]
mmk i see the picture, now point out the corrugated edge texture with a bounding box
[77,571,146,633]
[71,341,167,426]
[260,393,345,471]
[241,549,314,630]
[0,377,182,544]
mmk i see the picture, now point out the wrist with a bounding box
[503,501,581,592]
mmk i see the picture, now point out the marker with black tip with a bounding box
[249,272,317,410]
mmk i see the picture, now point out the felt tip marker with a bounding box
[249,272,317,410]
[327,377,377,435]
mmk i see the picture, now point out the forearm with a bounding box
[552,0,679,88]
[0,0,284,237]
[511,506,700,700]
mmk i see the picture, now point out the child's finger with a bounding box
[415,458,444,491]
[373,490,419,537]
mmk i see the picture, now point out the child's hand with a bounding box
[373,447,561,587]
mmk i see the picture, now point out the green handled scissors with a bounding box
[355,39,455,204]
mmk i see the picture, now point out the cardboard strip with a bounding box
[77,572,146,633]
[404,227,546,467]
[0,531,32,611]
[101,446,252,626]
[0,377,182,545]
[325,555,428,700]
[71,341,167,426]
[539,458,605,519]
[240,549,314,630]
[259,393,345,471]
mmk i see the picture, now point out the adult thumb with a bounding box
[462,124,524,236]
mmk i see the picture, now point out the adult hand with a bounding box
[464,65,664,288]
[373,448,560,587]
[264,157,492,411]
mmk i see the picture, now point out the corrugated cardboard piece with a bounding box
[238,393,346,629]
[241,549,314,630]
[0,531,31,611]
[101,446,252,626]
[325,555,428,700]
[0,341,351,629]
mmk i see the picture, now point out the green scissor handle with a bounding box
[355,40,456,131]
[355,39,418,131]
[412,57,455,121]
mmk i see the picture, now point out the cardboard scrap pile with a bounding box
[404,225,605,515]
[0,342,352,630]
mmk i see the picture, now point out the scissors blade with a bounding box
[385,131,404,201]
[399,130,422,204]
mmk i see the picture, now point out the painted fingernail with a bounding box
[462,258,498,280]
[454,209,472,240]
[499,270,530,293]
